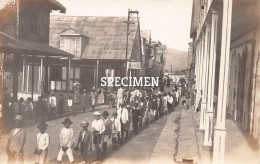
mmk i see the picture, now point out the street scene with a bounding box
[0,0,260,164]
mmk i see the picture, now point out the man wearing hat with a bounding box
[35,121,49,164]
[48,91,57,120]
[81,89,88,113]
[91,111,105,160]
[57,118,74,164]
[110,111,120,150]
[102,111,112,154]
[6,115,26,164]
[75,120,92,164]
[90,87,96,111]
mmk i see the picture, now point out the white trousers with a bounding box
[117,98,123,108]
[57,147,74,162]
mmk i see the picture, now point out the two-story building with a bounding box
[48,15,143,91]
[0,0,73,102]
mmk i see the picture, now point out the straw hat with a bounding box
[112,111,118,116]
[37,121,48,130]
[94,111,101,116]
[80,120,89,127]
[62,118,73,124]
[14,115,23,121]
[102,111,109,116]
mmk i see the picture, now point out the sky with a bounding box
[53,0,193,51]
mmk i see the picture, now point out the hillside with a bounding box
[164,48,188,72]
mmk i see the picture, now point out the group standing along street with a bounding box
[1,77,188,164]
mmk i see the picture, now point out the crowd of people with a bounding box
[4,79,189,164]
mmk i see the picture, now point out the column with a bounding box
[44,56,49,93]
[67,58,71,93]
[195,41,200,109]
[200,24,211,131]
[31,56,35,101]
[204,10,219,148]
[12,54,18,100]
[96,60,99,89]
[22,57,25,91]
[199,32,205,131]
[213,0,233,163]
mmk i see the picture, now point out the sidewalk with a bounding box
[148,106,182,164]
[193,110,260,164]
[174,102,199,163]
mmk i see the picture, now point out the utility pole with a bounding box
[125,9,139,89]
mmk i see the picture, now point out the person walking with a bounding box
[48,91,57,120]
[91,111,105,161]
[132,101,141,135]
[75,120,92,164]
[116,86,124,109]
[6,115,26,164]
[81,89,88,113]
[90,87,96,111]
[118,103,129,144]
[110,111,120,150]
[34,121,49,164]
[57,118,75,164]
[102,111,112,154]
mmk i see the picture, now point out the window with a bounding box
[60,36,82,57]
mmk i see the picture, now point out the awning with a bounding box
[0,32,73,58]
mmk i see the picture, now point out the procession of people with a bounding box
[2,77,188,164]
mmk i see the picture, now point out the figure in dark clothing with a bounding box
[58,94,65,115]
[132,101,141,135]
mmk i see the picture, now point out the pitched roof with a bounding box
[0,0,66,13]
[0,32,73,58]
[49,15,139,60]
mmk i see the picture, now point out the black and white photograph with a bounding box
[0,0,260,163]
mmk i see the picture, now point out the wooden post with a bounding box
[31,56,35,101]
[22,57,25,91]
[200,24,211,132]
[96,60,99,89]
[44,56,49,94]
[204,10,219,148]
[213,0,233,163]
[199,32,206,131]
[12,55,18,101]
[67,58,71,93]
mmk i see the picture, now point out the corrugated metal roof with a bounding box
[49,15,139,60]
[0,32,73,57]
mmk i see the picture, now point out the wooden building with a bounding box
[48,15,143,91]
[0,0,73,101]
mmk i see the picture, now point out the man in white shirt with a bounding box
[57,118,74,164]
[35,121,49,164]
[49,91,57,120]
[117,86,124,108]
[118,103,129,143]
[91,112,105,161]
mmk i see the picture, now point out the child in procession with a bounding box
[57,118,75,164]
[102,111,112,154]
[110,111,120,150]
[35,121,49,164]
[75,120,92,164]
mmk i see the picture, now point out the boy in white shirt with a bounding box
[35,121,49,164]
[91,112,105,161]
[57,118,74,164]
